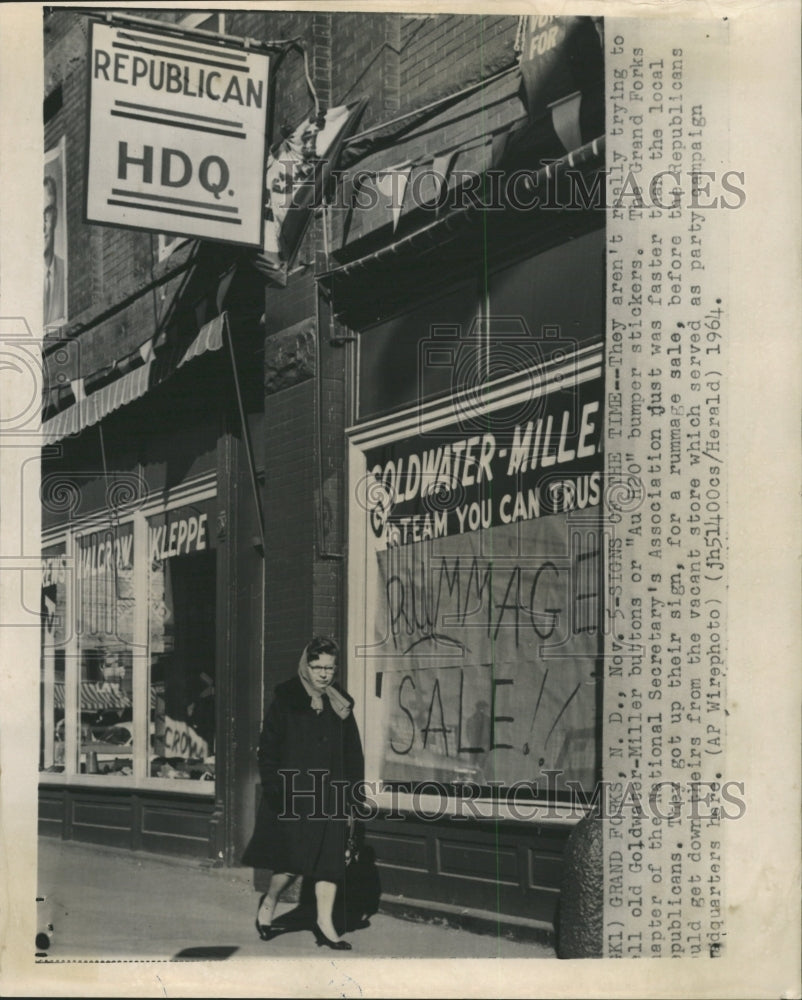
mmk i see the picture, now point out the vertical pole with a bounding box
[225,315,265,553]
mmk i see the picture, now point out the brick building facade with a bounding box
[39,9,605,939]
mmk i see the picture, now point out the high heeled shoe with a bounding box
[255,894,279,941]
[313,923,352,950]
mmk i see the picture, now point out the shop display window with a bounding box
[75,523,136,776]
[39,490,217,791]
[148,505,216,782]
[354,366,605,803]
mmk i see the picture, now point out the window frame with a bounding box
[39,473,217,795]
[346,358,604,825]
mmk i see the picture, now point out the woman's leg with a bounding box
[258,872,296,925]
[314,879,342,941]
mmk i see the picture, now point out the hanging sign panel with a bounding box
[86,22,270,247]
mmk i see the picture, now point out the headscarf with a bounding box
[297,645,351,720]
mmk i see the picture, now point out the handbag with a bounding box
[336,817,381,932]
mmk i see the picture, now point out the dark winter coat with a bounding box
[241,675,364,881]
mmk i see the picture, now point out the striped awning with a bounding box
[52,682,159,712]
[53,682,132,712]
[41,312,227,446]
[175,311,226,367]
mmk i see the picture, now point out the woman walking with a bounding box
[242,636,364,950]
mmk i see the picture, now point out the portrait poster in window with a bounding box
[43,137,68,328]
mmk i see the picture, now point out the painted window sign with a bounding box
[369,511,601,794]
[86,21,270,247]
[148,501,216,782]
[364,368,603,550]
[358,366,604,795]
[75,522,136,776]
[148,509,209,561]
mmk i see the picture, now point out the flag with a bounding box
[253,99,368,285]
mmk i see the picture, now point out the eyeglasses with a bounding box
[308,665,336,673]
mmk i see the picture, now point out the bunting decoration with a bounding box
[253,100,367,285]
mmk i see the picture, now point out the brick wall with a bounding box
[263,380,316,684]
[264,269,316,337]
[44,11,190,339]
[45,12,91,326]
[227,10,318,135]
[311,293,346,647]
[330,14,401,126]
[400,14,518,111]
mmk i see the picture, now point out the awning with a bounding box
[175,310,226,366]
[41,312,227,446]
[318,131,605,330]
[53,682,131,712]
[329,69,529,262]
[338,66,524,171]
[318,34,605,328]
[53,682,159,712]
[323,135,605,281]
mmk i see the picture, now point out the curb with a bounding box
[378,895,556,948]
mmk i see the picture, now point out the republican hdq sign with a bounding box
[86,21,270,247]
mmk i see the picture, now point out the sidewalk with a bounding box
[36,837,555,962]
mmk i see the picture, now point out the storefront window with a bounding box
[148,503,216,782]
[39,489,218,791]
[356,369,604,800]
[41,542,67,773]
[369,517,600,794]
[75,523,136,776]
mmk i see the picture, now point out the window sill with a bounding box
[38,772,215,795]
